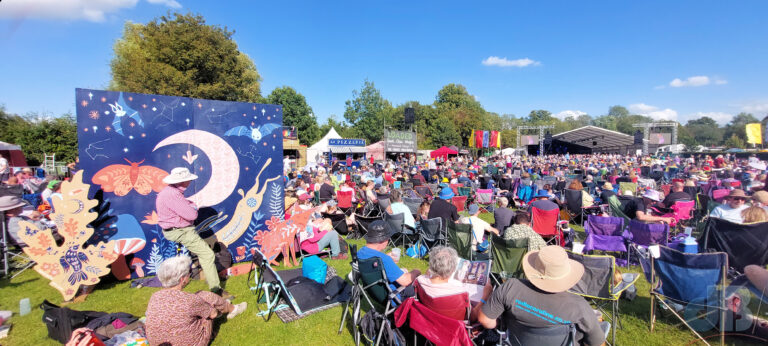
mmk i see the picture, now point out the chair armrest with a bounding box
[389,285,408,304]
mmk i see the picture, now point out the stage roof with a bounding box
[552,126,634,149]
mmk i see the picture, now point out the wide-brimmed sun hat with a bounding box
[0,195,27,211]
[642,189,661,202]
[534,190,550,199]
[162,167,198,184]
[727,189,747,199]
[602,182,613,190]
[522,245,584,293]
[439,187,455,200]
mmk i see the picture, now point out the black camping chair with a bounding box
[1,213,36,278]
[323,212,349,236]
[567,251,639,346]
[415,186,432,200]
[505,320,577,346]
[699,217,768,275]
[377,197,391,216]
[489,235,527,286]
[351,214,382,240]
[403,197,423,217]
[447,221,474,260]
[417,217,444,251]
[384,212,416,250]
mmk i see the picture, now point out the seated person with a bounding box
[299,214,347,260]
[661,181,692,208]
[416,246,492,322]
[145,255,247,346]
[318,176,336,202]
[569,179,594,207]
[634,190,674,224]
[357,220,421,298]
[741,205,768,223]
[503,212,546,252]
[710,189,749,223]
[528,190,558,212]
[416,201,431,222]
[478,246,608,346]
[460,204,499,253]
[493,197,516,233]
[386,190,415,229]
[599,182,616,203]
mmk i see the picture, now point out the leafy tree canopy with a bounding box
[266,86,320,145]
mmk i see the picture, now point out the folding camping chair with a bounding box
[1,212,35,278]
[447,221,474,260]
[567,251,639,345]
[643,246,728,345]
[668,200,695,230]
[338,245,406,346]
[451,195,467,213]
[531,206,567,246]
[626,219,669,265]
[337,190,355,216]
[415,186,432,200]
[607,195,632,230]
[711,189,729,203]
[564,189,589,225]
[384,212,416,250]
[489,235,527,286]
[475,189,494,213]
[322,212,350,236]
[583,215,627,258]
[417,217,444,250]
[457,187,472,198]
[403,196,423,217]
[505,321,577,346]
[699,217,768,274]
[351,214,382,240]
[394,296,474,346]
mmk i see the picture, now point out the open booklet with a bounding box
[453,259,492,303]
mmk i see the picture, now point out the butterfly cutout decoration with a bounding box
[92,159,168,196]
[182,150,198,165]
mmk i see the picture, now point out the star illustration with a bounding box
[141,133,146,138]
[129,122,136,127]
[101,97,107,102]
[267,116,271,120]
[243,113,246,117]
[83,128,89,132]
[199,166,204,171]
[128,96,133,101]
[123,148,129,152]
[245,166,249,171]
[142,104,147,109]
[197,103,203,109]
[80,100,88,107]
[263,142,267,146]
[167,154,171,158]
[89,110,100,119]
[152,107,157,111]
[152,98,156,102]
[253,105,257,110]
[105,126,112,132]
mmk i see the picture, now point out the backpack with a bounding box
[40,300,107,343]
[359,310,406,346]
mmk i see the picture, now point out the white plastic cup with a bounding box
[572,242,585,254]
[19,298,31,316]
[391,248,401,262]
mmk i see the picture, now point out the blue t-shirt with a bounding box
[357,246,404,292]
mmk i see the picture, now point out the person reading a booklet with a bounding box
[416,246,492,322]
[478,246,609,345]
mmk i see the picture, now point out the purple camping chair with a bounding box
[583,215,627,255]
[626,219,669,265]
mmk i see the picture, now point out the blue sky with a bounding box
[1,0,767,126]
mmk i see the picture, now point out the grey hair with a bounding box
[428,246,458,279]
[157,255,192,288]
[498,197,508,208]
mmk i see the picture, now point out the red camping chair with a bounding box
[414,280,471,321]
[531,207,565,246]
[337,190,354,215]
[450,183,461,196]
[451,196,467,213]
[475,189,494,214]
[394,298,473,346]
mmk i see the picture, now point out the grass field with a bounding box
[0,213,761,345]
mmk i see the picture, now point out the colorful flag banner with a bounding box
[475,130,484,148]
[468,129,475,148]
[482,131,490,148]
[747,123,762,144]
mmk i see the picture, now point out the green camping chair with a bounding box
[607,195,631,230]
[458,186,472,198]
[489,235,527,286]
[447,222,474,260]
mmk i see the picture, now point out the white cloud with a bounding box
[554,110,587,120]
[481,56,540,68]
[687,112,733,125]
[0,0,181,22]
[629,103,678,121]
[667,75,727,88]
[741,102,768,114]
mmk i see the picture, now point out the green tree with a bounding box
[266,86,320,145]
[685,116,723,146]
[0,107,78,166]
[318,115,355,139]
[343,79,393,143]
[110,12,261,102]
[724,134,746,148]
[526,110,554,124]
[723,112,758,141]
[608,105,630,118]
[434,84,486,143]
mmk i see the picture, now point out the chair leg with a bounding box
[612,300,617,346]
[650,293,656,332]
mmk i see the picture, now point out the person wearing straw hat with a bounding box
[709,189,749,224]
[156,167,231,299]
[478,245,608,345]
[598,182,616,203]
[1,195,29,247]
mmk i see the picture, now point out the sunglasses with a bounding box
[730,197,747,201]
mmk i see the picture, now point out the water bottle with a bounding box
[19,298,31,316]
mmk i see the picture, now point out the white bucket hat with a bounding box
[162,167,198,184]
[0,195,27,211]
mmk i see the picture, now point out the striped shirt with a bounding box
[156,185,198,229]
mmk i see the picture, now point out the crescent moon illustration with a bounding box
[153,129,240,208]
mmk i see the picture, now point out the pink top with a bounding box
[145,289,217,346]
[156,185,198,229]
[416,275,467,298]
[300,228,329,254]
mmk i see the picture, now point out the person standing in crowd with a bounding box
[156,167,230,299]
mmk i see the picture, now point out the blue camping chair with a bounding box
[642,245,728,344]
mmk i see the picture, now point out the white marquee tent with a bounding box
[306,128,342,165]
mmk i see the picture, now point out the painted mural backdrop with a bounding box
[76,88,284,278]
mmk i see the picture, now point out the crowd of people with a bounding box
[5,150,768,345]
